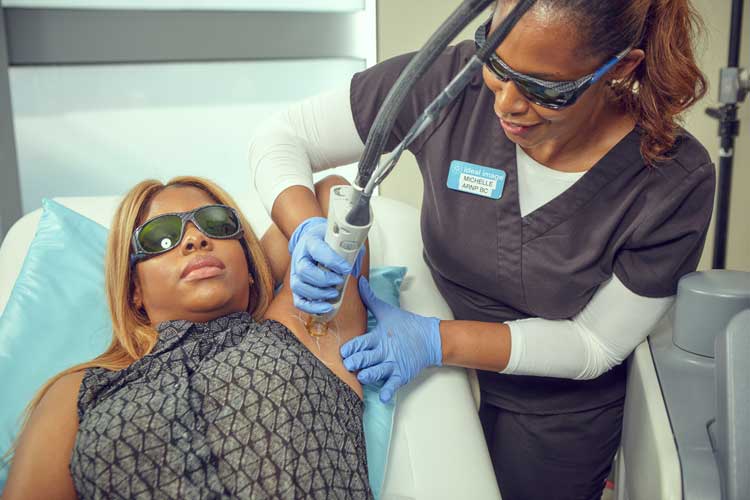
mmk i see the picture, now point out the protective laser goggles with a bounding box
[474,19,630,109]
[130,204,243,266]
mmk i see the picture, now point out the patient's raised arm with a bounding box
[3,371,84,499]
[261,175,369,399]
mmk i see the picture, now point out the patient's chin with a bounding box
[182,283,247,316]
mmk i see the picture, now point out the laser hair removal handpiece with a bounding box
[307,185,373,332]
[308,0,536,329]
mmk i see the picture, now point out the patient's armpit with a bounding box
[264,270,367,400]
[306,316,331,338]
[286,311,343,365]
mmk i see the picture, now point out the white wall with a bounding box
[10,58,364,221]
[377,0,750,272]
[6,0,376,228]
[5,0,364,11]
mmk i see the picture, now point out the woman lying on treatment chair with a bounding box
[3,175,376,499]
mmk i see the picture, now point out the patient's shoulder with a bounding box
[22,369,84,442]
[3,371,84,499]
[19,371,84,431]
[32,371,85,420]
[46,370,85,398]
[51,371,84,407]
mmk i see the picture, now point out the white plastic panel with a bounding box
[9,58,364,220]
[4,0,365,11]
[614,338,682,500]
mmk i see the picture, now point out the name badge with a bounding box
[447,160,506,199]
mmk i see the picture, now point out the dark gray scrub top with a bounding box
[350,40,715,414]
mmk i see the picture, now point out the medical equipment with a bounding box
[656,272,750,500]
[615,270,750,500]
[307,184,373,334]
[705,0,748,269]
[309,0,537,330]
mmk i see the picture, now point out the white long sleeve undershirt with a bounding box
[248,86,364,216]
[248,85,674,381]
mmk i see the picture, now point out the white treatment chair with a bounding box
[0,195,501,500]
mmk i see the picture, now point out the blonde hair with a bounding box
[5,176,274,461]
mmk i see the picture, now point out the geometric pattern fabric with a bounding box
[71,312,372,499]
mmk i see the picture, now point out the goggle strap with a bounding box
[591,47,631,83]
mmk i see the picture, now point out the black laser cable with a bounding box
[366,0,537,193]
[346,0,537,226]
[353,0,495,190]
[305,0,537,328]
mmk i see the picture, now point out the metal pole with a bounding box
[709,0,745,269]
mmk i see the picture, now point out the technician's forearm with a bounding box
[500,276,674,380]
[440,320,511,371]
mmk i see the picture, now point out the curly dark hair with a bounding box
[498,0,708,165]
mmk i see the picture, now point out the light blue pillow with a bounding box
[0,199,404,497]
[362,265,406,499]
[0,199,111,490]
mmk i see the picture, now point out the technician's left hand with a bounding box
[340,276,442,403]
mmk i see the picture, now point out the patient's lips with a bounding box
[181,255,225,281]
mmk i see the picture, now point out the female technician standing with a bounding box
[249,1,715,498]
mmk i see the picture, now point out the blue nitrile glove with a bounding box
[288,216,364,314]
[340,276,442,403]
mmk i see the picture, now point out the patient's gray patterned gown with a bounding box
[70,312,372,499]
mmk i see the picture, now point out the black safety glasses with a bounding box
[130,204,243,265]
[474,19,630,109]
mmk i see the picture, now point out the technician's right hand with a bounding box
[288,216,351,314]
